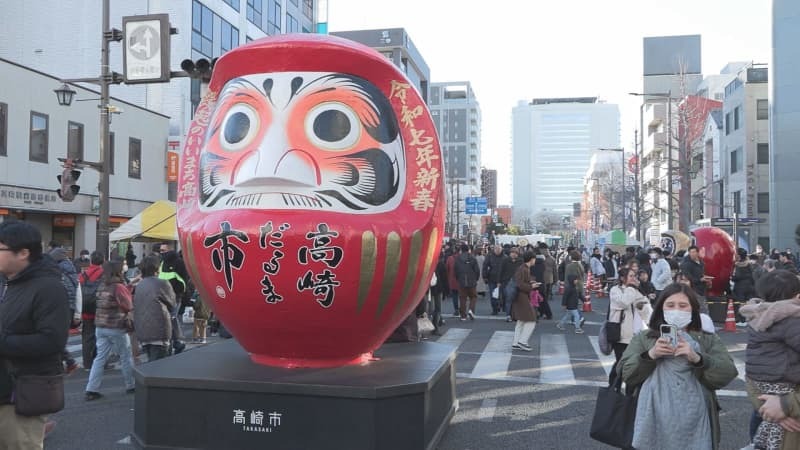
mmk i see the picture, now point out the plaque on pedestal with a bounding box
[132,339,457,450]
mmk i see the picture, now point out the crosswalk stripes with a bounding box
[435,327,749,397]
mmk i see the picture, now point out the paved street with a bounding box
[45,294,753,450]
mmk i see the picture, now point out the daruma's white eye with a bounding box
[219,104,260,151]
[305,102,361,151]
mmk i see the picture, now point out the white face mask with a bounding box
[649,253,657,260]
[663,310,692,329]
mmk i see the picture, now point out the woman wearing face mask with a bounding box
[607,267,651,383]
[619,283,738,450]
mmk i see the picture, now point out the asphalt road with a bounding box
[44,293,754,450]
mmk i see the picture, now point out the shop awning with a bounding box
[109,200,177,242]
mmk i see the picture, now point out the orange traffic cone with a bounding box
[595,275,605,297]
[583,271,593,312]
[583,293,593,312]
[724,299,737,332]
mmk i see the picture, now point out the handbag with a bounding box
[589,372,638,448]
[5,360,65,417]
[598,321,613,355]
[123,312,135,333]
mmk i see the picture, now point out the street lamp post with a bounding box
[54,0,122,259]
[630,91,674,231]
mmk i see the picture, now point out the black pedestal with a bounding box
[132,339,457,450]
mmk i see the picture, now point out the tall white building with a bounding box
[429,82,481,237]
[512,97,620,221]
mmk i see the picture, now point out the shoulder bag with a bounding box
[589,371,638,448]
[5,361,64,417]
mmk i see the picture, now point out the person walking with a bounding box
[133,255,176,362]
[483,245,508,315]
[85,259,136,400]
[0,222,69,449]
[501,248,523,322]
[650,247,672,297]
[511,251,539,351]
[48,245,80,374]
[79,251,104,370]
[618,283,738,450]
[608,267,650,383]
[680,245,712,297]
[557,274,583,333]
[454,244,480,321]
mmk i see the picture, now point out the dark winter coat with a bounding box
[133,277,176,345]
[0,256,70,405]
[482,252,508,284]
[50,248,79,312]
[454,252,480,289]
[680,257,707,296]
[562,276,580,310]
[431,257,449,297]
[501,256,523,284]
[511,264,538,322]
[731,261,756,301]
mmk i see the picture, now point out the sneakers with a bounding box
[452,311,460,318]
[515,343,532,352]
[126,388,136,394]
[580,317,586,327]
[575,328,585,334]
[85,391,103,401]
[505,316,513,322]
[467,310,475,321]
[460,318,467,322]
[511,343,522,350]
[556,323,565,331]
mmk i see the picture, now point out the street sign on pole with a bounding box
[465,197,488,215]
[122,14,171,84]
[710,217,766,226]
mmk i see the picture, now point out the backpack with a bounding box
[80,269,103,315]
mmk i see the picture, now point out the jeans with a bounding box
[143,344,169,362]
[559,309,582,330]
[86,327,135,393]
[450,289,460,314]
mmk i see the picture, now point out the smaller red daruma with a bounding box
[691,227,736,298]
[176,34,444,368]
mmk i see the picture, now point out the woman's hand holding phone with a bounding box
[648,337,675,360]
[674,336,701,364]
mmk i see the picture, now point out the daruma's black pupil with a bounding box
[314,110,351,142]
[224,112,250,144]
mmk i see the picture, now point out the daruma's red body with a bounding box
[691,227,736,297]
[176,35,445,368]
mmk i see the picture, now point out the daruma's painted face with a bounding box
[176,35,444,369]
[200,72,405,213]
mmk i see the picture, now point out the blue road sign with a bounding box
[465,197,488,215]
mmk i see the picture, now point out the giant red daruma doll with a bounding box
[176,35,445,368]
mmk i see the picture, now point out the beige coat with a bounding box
[609,285,649,344]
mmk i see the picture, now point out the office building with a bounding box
[512,97,619,221]
[769,0,800,249]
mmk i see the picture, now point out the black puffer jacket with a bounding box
[0,256,70,404]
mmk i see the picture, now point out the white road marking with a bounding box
[470,331,515,380]
[477,398,498,422]
[117,435,131,444]
[538,334,576,385]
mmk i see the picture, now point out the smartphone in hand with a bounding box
[660,324,677,347]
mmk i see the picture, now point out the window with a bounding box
[67,121,84,161]
[757,99,768,120]
[287,13,298,33]
[733,106,741,130]
[192,1,213,57]
[725,112,731,135]
[108,132,115,175]
[223,0,239,11]
[29,112,48,163]
[758,192,770,213]
[221,19,239,53]
[303,0,313,19]
[247,0,263,27]
[0,103,7,156]
[268,1,281,35]
[733,191,741,214]
[128,138,141,179]
[730,148,742,174]
[757,143,769,164]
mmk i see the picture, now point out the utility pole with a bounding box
[97,0,113,259]
[666,91,674,231]
[634,127,641,242]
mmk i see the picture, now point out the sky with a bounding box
[326,0,772,205]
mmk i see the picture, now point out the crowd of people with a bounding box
[0,220,221,448]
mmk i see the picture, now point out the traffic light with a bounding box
[181,58,218,81]
[57,166,81,202]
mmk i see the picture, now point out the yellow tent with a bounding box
[109,200,177,242]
